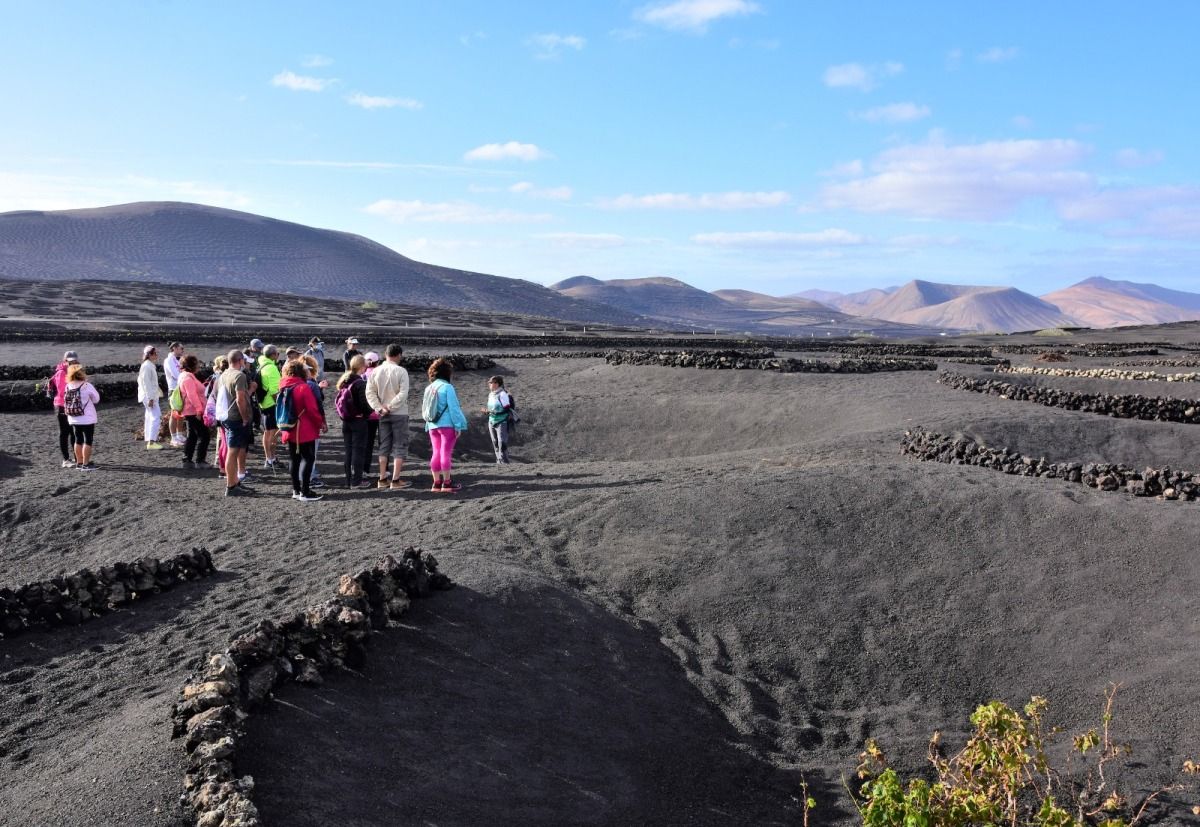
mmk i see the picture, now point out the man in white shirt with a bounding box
[163,342,185,446]
[137,345,164,450]
[365,343,410,489]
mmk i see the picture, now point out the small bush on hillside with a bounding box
[850,686,1197,827]
[360,300,380,311]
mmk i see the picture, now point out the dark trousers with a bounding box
[342,419,369,485]
[184,415,211,463]
[288,439,317,495]
[56,409,74,460]
[363,419,379,478]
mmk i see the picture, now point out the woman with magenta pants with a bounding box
[422,357,468,493]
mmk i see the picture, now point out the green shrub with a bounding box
[360,300,380,311]
[850,686,1197,827]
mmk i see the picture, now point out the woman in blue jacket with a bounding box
[423,357,468,492]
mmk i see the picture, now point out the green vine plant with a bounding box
[845,685,1198,827]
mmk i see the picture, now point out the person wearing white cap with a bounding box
[138,345,164,450]
[164,342,186,446]
[48,350,79,466]
[344,337,362,367]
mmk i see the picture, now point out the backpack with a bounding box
[275,385,298,431]
[421,382,446,423]
[335,378,362,421]
[169,383,184,412]
[250,363,268,404]
[64,385,86,417]
[504,391,520,425]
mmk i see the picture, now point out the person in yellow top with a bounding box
[257,345,282,469]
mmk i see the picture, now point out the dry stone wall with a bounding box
[937,372,1200,424]
[0,548,215,638]
[830,344,993,358]
[322,353,495,374]
[173,548,452,827]
[0,363,143,381]
[901,427,1200,500]
[605,350,936,373]
[996,365,1200,382]
[995,344,1161,357]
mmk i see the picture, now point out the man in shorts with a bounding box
[365,343,410,489]
[220,350,255,496]
[163,341,186,446]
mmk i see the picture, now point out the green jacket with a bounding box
[257,354,281,410]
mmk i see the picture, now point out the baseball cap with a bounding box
[250,338,265,351]
[63,350,79,362]
[347,337,360,344]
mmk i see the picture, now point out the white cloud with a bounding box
[464,141,548,162]
[692,229,867,248]
[598,190,790,210]
[820,137,1092,220]
[823,61,903,91]
[364,199,553,224]
[819,159,864,178]
[346,92,423,110]
[0,171,251,213]
[1114,148,1165,168]
[271,70,335,92]
[1058,185,1200,239]
[301,54,334,68]
[527,33,586,59]
[535,232,628,248]
[509,181,573,200]
[265,159,514,176]
[977,46,1019,63]
[854,102,931,123]
[634,0,761,33]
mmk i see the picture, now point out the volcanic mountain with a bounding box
[1040,277,1200,328]
[550,277,939,336]
[814,279,1076,333]
[0,202,644,326]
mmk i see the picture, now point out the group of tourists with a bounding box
[47,335,519,500]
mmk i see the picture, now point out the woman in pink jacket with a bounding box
[48,350,78,467]
[278,360,325,502]
[178,355,211,468]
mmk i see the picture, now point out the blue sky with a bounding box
[2,0,1198,296]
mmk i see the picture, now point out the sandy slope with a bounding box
[0,353,1198,825]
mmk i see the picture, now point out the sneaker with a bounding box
[181,458,195,467]
[356,480,374,489]
[263,458,277,469]
[79,463,97,472]
[225,484,252,497]
[430,480,444,492]
[291,492,303,500]
[297,493,324,502]
[376,477,390,489]
[311,479,326,489]
[439,480,462,493]
[146,442,164,451]
[238,471,251,482]
[390,479,411,490]
[61,460,75,468]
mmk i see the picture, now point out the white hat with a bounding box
[347,337,360,344]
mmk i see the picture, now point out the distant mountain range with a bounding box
[2,201,1198,334]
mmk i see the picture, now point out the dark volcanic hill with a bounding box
[0,202,642,325]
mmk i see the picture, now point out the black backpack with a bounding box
[248,363,268,404]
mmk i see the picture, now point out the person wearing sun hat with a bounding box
[137,344,164,450]
[344,337,362,367]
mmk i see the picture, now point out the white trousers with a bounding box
[144,400,161,442]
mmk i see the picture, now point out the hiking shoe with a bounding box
[297,493,324,502]
[79,463,97,472]
[376,477,390,489]
[390,479,410,490]
[146,442,164,451]
[225,484,252,497]
[61,460,75,468]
